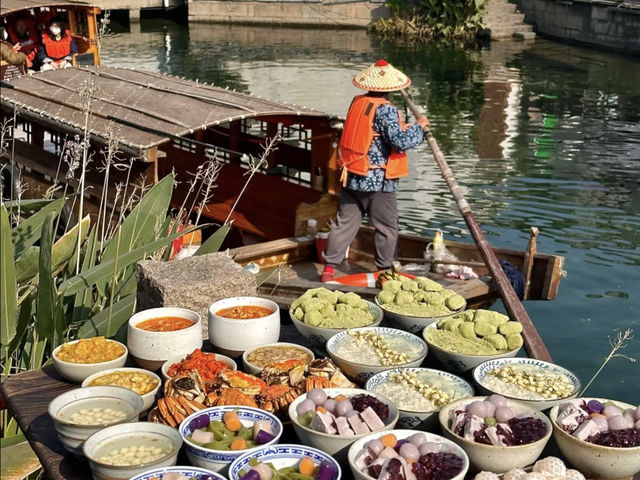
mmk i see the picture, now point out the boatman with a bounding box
[320,60,430,282]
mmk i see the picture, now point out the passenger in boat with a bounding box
[1,27,28,67]
[37,19,77,71]
[320,60,430,282]
[6,16,40,69]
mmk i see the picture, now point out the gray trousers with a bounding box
[322,189,398,270]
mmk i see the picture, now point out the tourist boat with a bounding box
[1,64,565,307]
[0,0,101,80]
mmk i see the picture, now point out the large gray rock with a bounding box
[136,252,257,336]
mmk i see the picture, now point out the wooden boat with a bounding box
[1,64,565,313]
[0,0,101,80]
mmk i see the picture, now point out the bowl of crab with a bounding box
[179,406,283,475]
[348,429,469,480]
[288,388,399,463]
[229,444,341,480]
[438,395,552,473]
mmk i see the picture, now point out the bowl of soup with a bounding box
[208,297,280,358]
[128,308,203,371]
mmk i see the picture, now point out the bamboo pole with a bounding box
[401,90,552,362]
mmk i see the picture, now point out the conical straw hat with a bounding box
[353,59,411,92]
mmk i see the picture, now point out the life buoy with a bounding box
[330,271,415,288]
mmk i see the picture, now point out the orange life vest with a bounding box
[42,30,72,62]
[338,95,409,182]
[7,18,40,59]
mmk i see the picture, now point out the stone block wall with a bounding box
[187,0,389,28]
[516,0,640,54]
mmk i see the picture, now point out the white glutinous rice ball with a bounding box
[533,457,567,478]
[474,472,500,480]
[504,468,528,480]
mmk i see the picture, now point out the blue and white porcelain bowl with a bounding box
[326,326,428,384]
[179,406,283,474]
[130,466,226,480]
[473,358,581,411]
[229,444,342,480]
[289,300,383,351]
[366,368,474,431]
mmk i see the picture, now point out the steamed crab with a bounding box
[150,357,355,426]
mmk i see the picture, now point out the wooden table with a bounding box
[0,324,316,480]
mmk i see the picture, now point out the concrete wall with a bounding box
[516,0,640,54]
[188,0,389,28]
[95,0,184,10]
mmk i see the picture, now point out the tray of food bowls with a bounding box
[1,281,638,480]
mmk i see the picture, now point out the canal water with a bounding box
[101,19,639,403]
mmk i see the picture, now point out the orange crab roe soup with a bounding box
[216,305,274,319]
[135,316,194,332]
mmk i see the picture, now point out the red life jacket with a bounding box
[7,18,40,60]
[42,30,72,62]
[338,95,409,181]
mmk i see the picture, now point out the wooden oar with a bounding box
[401,90,552,362]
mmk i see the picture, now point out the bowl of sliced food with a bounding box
[438,395,552,473]
[549,397,640,479]
[347,429,469,480]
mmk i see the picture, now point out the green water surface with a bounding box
[101,20,639,404]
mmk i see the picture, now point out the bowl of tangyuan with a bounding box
[473,358,581,411]
[289,288,383,350]
[375,276,466,334]
[422,310,523,374]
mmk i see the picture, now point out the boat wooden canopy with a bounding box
[0,0,91,16]
[0,66,336,158]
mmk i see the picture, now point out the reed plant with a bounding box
[370,0,486,41]
[0,87,281,478]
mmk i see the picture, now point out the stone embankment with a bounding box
[515,0,640,54]
[481,0,536,40]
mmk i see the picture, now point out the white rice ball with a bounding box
[533,457,567,478]
[474,472,500,480]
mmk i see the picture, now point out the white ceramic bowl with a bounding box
[549,397,640,478]
[438,396,552,473]
[288,387,399,463]
[208,297,280,358]
[473,358,581,411]
[52,339,128,383]
[128,307,203,370]
[229,444,342,480]
[289,300,383,351]
[423,323,520,374]
[365,367,474,431]
[375,296,466,335]
[326,326,428,384]
[83,422,182,480]
[347,429,469,480]
[161,351,237,380]
[130,466,226,480]
[81,367,162,412]
[48,386,143,456]
[179,406,283,474]
[242,342,315,375]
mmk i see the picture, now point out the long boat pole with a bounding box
[401,90,552,362]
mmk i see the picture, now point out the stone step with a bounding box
[485,1,517,15]
[489,24,534,38]
[513,31,537,40]
[483,12,526,26]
